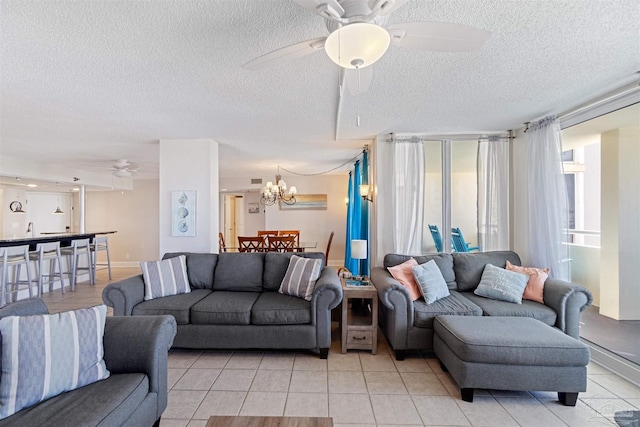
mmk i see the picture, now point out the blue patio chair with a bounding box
[451,227,479,252]
[428,224,443,252]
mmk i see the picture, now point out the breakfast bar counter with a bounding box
[0,231,117,250]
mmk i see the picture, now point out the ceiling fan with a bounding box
[111,159,138,178]
[242,0,491,94]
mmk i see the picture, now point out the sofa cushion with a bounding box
[213,253,264,292]
[251,292,312,325]
[384,253,456,290]
[132,289,211,325]
[459,292,558,326]
[278,255,323,301]
[163,252,218,289]
[0,305,110,420]
[0,373,149,426]
[263,252,325,291]
[191,292,261,325]
[413,290,482,328]
[474,264,529,304]
[141,256,191,300]
[453,251,522,291]
[412,260,450,304]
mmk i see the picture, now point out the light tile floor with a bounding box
[41,268,640,427]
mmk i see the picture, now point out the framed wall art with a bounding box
[171,190,196,236]
[279,194,327,211]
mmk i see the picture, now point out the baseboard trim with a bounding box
[111,261,142,268]
[582,338,640,387]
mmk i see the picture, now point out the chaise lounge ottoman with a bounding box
[433,316,590,406]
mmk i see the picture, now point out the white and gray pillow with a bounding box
[0,305,110,419]
[474,263,529,304]
[412,260,450,304]
[278,255,322,301]
[141,255,191,300]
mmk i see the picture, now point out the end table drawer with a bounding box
[347,330,373,346]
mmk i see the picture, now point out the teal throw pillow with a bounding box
[412,260,450,304]
[474,263,529,304]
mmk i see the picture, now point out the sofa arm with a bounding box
[102,274,146,316]
[370,267,414,349]
[370,267,414,324]
[103,315,177,421]
[311,267,343,352]
[543,277,593,339]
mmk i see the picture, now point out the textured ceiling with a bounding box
[1,0,638,185]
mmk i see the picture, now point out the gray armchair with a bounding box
[0,299,176,427]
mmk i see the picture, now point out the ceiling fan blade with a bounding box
[242,37,327,70]
[343,66,373,96]
[368,0,409,16]
[388,22,491,51]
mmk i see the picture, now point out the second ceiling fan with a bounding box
[242,0,491,94]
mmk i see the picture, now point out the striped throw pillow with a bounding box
[278,255,322,301]
[141,255,191,300]
[0,305,110,420]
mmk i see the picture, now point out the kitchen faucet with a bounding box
[26,222,34,238]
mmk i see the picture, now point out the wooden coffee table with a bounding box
[206,416,333,427]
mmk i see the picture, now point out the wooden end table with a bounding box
[340,277,378,354]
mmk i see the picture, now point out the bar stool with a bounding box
[29,242,66,297]
[61,238,94,290]
[0,245,35,306]
[90,236,111,281]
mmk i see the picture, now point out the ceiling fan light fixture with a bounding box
[324,22,390,69]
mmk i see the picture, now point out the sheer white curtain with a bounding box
[477,136,509,251]
[526,116,570,280]
[392,141,425,254]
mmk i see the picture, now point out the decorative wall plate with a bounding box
[9,201,23,212]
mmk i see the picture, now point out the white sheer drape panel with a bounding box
[392,142,425,254]
[526,116,570,280]
[477,136,509,251]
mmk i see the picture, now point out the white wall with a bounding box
[600,128,640,320]
[159,139,219,256]
[263,174,348,266]
[86,179,160,265]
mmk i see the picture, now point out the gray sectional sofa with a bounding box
[371,251,593,360]
[103,251,343,358]
[0,298,176,427]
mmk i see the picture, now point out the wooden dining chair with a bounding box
[278,230,300,246]
[267,235,296,252]
[238,236,264,252]
[325,231,334,264]
[218,232,227,252]
[257,230,279,244]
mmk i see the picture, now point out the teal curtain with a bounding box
[345,161,363,274]
[344,153,370,276]
[361,151,369,276]
[344,171,354,271]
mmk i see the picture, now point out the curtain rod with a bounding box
[558,84,639,121]
[386,132,512,143]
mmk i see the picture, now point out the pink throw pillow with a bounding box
[505,260,549,304]
[387,258,421,301]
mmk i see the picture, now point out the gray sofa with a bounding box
[371,251,593,360]
[0,298,176,427]
[103,251,343,358]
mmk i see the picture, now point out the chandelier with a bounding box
[260,167,297,206]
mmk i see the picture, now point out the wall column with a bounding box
[159,139,219,256]
[599,128,640,320]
